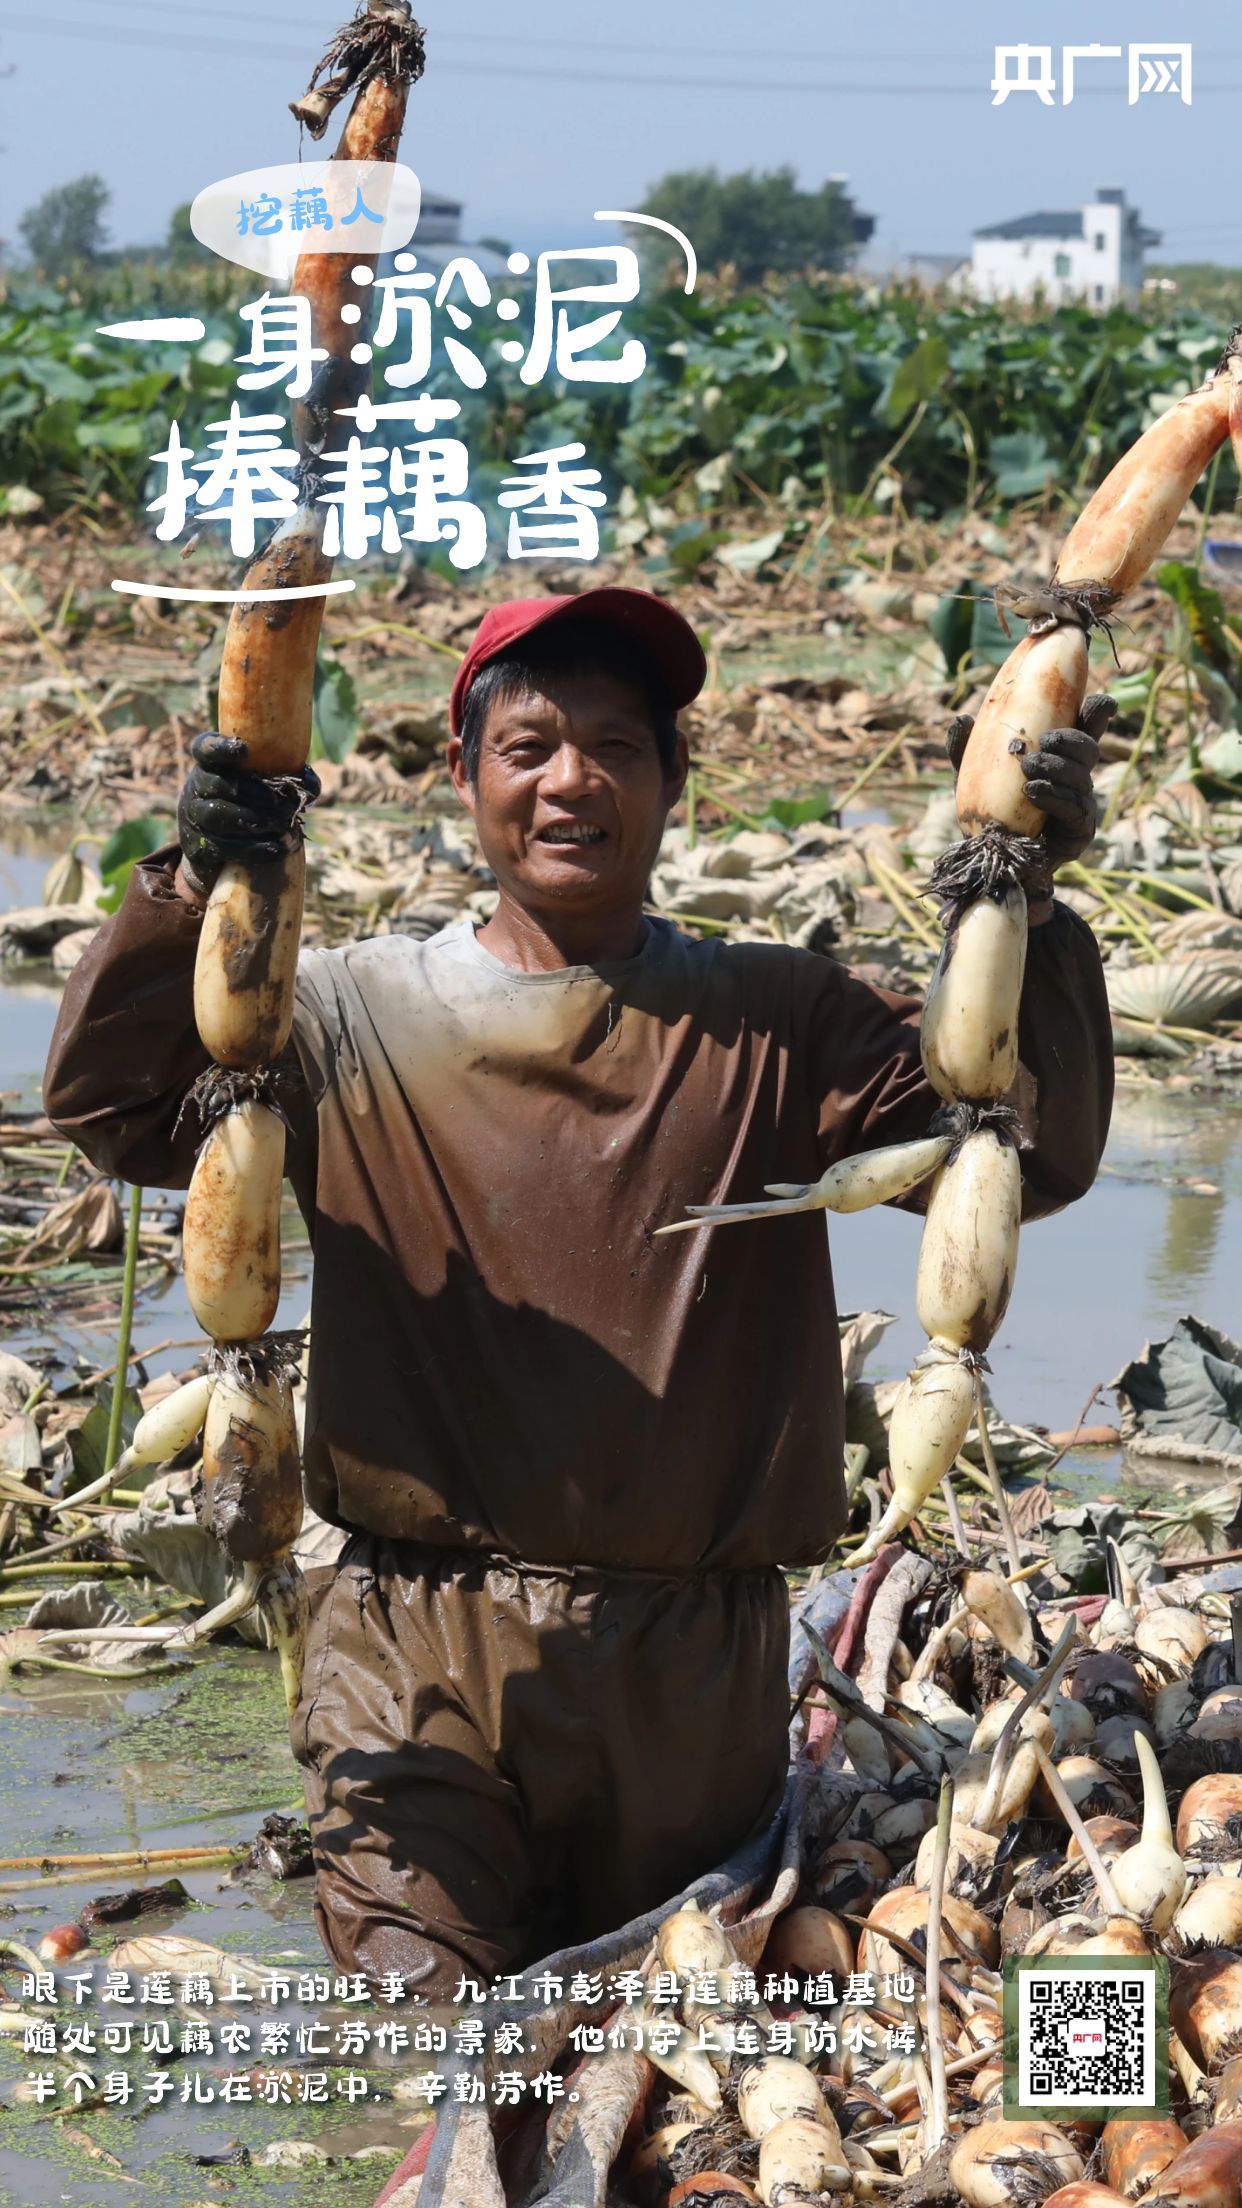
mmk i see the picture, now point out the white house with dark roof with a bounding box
[958,187,1161,308]
[393,190,510,280]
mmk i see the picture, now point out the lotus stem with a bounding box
[971,1622,1075,1835]
[1032,1743,1126,1916]
[923,1775,954,2155]
[941,1474,971,1559]
[103,1184,143,1479]
[0,1842,248,1873]
[971,1366,1022,1581]
[25,1625,184,1646]
[0,1935,50,1976]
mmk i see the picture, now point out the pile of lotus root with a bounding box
[608,1563,1242,2208]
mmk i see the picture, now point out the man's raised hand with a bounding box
[177,731,320,897]
[944,692,1115,867]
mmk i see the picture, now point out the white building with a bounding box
[960,187,1160,308]
[392,191,510,280]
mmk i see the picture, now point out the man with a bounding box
[43,585,1113,1998]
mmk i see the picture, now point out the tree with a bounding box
[19,174,110,274]
[166,200,207,265]
[637,166,873,284]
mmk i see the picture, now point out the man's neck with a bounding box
[475,894,648,973]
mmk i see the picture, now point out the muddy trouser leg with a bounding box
[512,1558,791,1955]
[289,1541,791,1999]
[289,1542,536,2000]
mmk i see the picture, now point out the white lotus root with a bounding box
[193,847,304,1071]
[174,27,426,1687]
[623,351,1242,1599]
[851,342,1236,1564]
[183,1100,285,1343]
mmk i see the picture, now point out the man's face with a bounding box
[449,668,688,922]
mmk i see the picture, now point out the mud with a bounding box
[0,1646,417,2205]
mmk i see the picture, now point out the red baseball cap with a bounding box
[448,587,708,738]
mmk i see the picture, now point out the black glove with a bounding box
[945,691,1115,866]
[177,732,319,893]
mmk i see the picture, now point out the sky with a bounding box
[0,0,1237,272]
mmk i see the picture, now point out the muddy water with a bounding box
[0,845,67,1103]
[0,1646,424,2202]
[830,1077,1242,1467]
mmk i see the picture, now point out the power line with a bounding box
[46,0,1242,71]
[0,13,291,61]
[37,0,1000,66]
[3,13,1232,92]
[0,16,986,85]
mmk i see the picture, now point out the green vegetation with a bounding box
[0,269,1237,531]
[1146,263,1242,320]
[164,198,210,267]
[638,165,872,282]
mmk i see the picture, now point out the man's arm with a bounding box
[43,847,217,1189]
[44,732,323,1200]
[809,896,1113,1221]
[42,846,320,1208]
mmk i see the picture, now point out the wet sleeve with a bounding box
[41,846,324,1209]
[806,897,1114,1221]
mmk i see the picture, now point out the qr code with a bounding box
[1017,1967,1156,2110]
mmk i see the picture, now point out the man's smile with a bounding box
[536,822,609,846]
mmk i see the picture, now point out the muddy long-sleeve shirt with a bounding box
[42,849,1113,1573]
